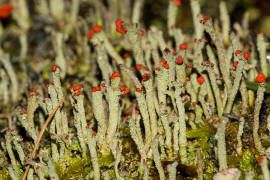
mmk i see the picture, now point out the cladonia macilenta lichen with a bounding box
[0,0,270,179]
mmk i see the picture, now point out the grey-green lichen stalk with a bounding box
[0,0,270,180]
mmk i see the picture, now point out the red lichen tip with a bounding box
[92,86,102,92]
[115,18,127,34]
[155,67,161,71]
[204,16,211,20]
[197,76,205,85]
[164,48,170,53]
[192,102,196,106]
[135,110,140,114]
[46,82,54,88]
[123,53,130,59]
[187,64,193,69]
[258,155,264,165]
[256,73,265,83]
[21,110,27,115]
[0,4,13,19]
[96,86,101,91]
[136,64,143,71]
[171,0,181,6]
[119,85,126,92]
[65,135,69,140]
[92,25,102,33]
[92,131,97,136]
[68,86,73,92]
[36,165,40,170]
[87,30,94,40]
[136,88,141,92]
[142,73,151,81]
[200,20,206,24]
[73,84,82,91]
[163,63,170,69]
[233,61,238,68]
[176,57,184,65]
[210,63,214,67]
[144,66,149,71]
[115,18,123,27]
[234,50,242,56]
[110,72,121,80]
[51,65,58,72]
[172,50,177,55]
[30,88,36,93]
[161,58,167,64]
[124,88,130,95]
[140,30,145,36]
[73,92,81,96]
[179,43,187,50]
[101,83,105,87]
[119,85,129,95]
[243,51,250,60]
[256,31,263,35]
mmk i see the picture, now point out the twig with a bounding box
[22,96,65,180]
[197,148,203,180]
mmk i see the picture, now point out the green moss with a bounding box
[227,154,238,168]
[55,156,92,179]
[204,160,218,179]
[42,63,51,80]
[67,139,82,152]
[187,123,215,153]
[246,81,270,94]
[238,149,257,173]
[187,123,215,139]
[0,169,11,180]
[186,147,198,167]
[98,152,115,168]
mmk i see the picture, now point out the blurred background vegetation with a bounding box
[142,0,270,38]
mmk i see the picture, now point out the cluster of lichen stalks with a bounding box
[1,0,270,179]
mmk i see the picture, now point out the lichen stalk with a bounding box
[175,84,187,163]
[253,83,265,154]
[224,56,246,114]
[219,1,230,44]
[257,33,268,76]
[236,117,244,155]
[92,89,107,147]
[216,117,228,170]
[203,17,232,93]
[87,130,101,180]
[207,65,223,118]
[143,78,158,140]
[190,0,204,39]
[159,103,172,151]
[168,1,178,36]
[106,83,121,143]
[259,156,270,180]
[152,135,165,180]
